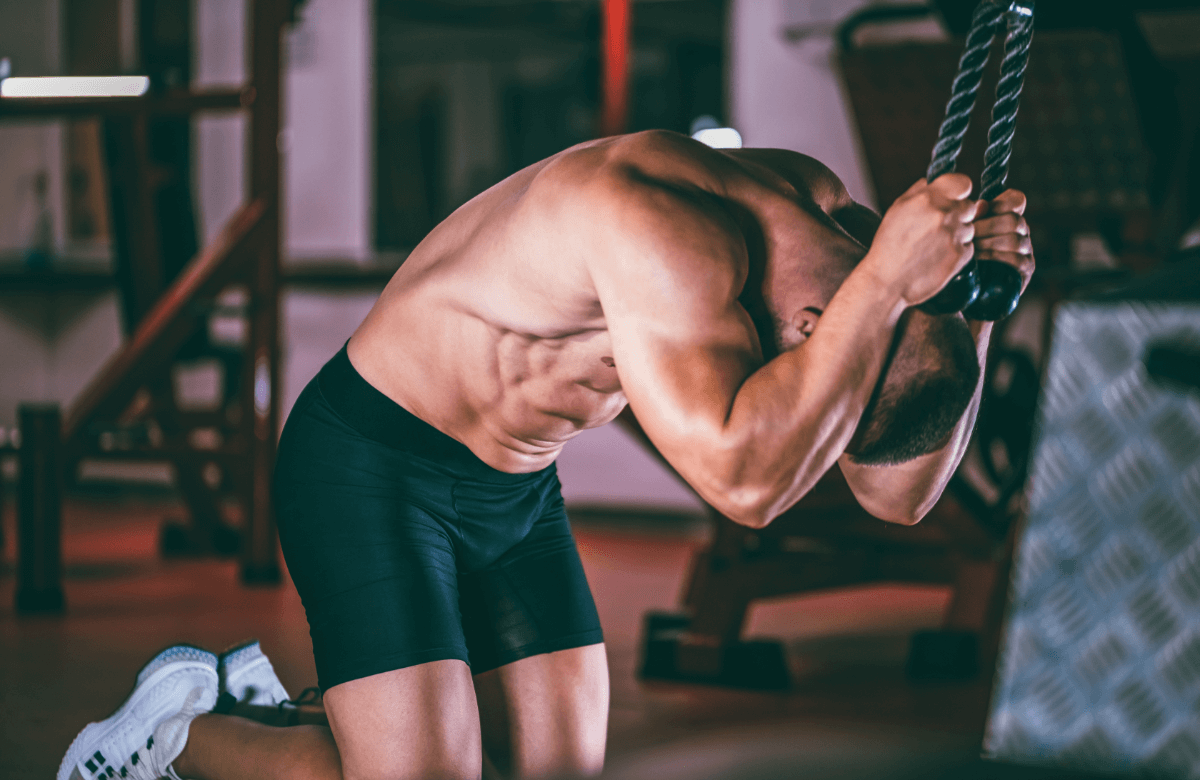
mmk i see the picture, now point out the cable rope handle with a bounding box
[920,0,1034,320]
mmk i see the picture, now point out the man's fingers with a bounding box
[929,172,974,200]
[989,188,1027,216]
[904,177,929,195]
[975,233,1032,254]
[974,213,1028,238]
[975,248,1034,278]
[946,197,983,224]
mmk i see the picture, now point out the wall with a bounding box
[193,0,371,257]
[0,0,76,419]
[730,0,947,210]
[281,0,372,260]
[0,0,376,425]
[0,0,64,255]
[730,0,876,206]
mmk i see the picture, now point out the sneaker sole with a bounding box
[135,644,214,687]
[58,652,217,780]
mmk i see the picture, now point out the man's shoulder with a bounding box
[528,131,739,233]
[542,129,729,199]
[560,137,751,307]
[722,148,852,209]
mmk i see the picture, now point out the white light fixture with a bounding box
[692,126,743,149]
[0,75,150,99]
[689,114,743,149]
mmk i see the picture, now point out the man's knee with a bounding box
[556,745,605,779]
[325,661,483,780]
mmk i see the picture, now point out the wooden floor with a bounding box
[0,494,999,780]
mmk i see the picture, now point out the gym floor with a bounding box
[0,494,993,779]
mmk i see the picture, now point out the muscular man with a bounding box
[59,130,1033,780]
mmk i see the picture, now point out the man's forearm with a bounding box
[713,260,908,526]
[838,319,993,523]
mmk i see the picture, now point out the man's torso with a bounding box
[348,131,870,472]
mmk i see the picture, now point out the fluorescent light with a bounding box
[692,126,743,149]
[0,76,150,99]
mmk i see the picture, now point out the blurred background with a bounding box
[1,1,1199,778]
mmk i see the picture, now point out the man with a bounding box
[59,130,1033,780]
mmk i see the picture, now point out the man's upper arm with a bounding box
[584,176,762,506]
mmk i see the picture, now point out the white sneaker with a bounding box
[58,646,218,780]
[218,640,291,707]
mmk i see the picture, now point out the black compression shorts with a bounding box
[274,345,604,692]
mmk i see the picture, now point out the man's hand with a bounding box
[862,173,984,308]
[972,188,1035,298]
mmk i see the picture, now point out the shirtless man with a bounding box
[58,129,1033,780]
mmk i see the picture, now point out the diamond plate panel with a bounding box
[986,303,1200,778]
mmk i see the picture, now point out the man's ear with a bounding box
[790,307,822,342]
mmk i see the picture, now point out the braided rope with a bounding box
[919,0,1035,318]
[980,4,1034,199]
[926,1,1006,181]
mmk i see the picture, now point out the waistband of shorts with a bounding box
[316,343,552,485]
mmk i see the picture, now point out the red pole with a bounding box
[601,0,631,137]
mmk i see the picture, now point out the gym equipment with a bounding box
[919,0,1034,321]
[632,383,1018,690]
[0,0,296,586]
[841,7,1156,281]
[14,404,66,614]
[986,293,1200,774]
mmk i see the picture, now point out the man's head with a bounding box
[753,244,980,467]
[846,310,980,465]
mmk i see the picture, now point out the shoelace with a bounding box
[211,685,323,726]
[280,686,323,711]
[275,687,323,727]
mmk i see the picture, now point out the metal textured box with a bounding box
[986,302,1200,777]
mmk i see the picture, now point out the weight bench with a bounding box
[623,405,1015,690]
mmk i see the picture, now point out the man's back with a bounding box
[349,130,868,474]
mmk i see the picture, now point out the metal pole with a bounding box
[0,427,9,553]
[241,0,284,584]
[16,404,65,614]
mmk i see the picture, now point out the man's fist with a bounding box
[972,188,1035,297]
[866,173,985,308]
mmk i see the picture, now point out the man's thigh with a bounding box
[474,644,609,779]
[324,659,482,780]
